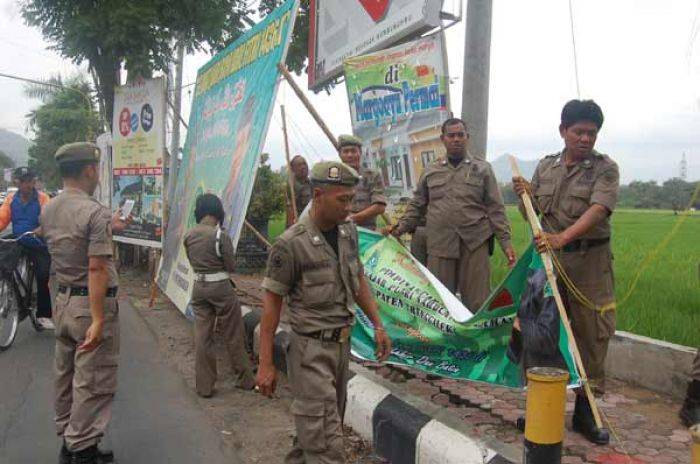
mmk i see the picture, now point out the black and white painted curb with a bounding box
[241,306,514,464]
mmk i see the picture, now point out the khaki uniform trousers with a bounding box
[556,244,616,394]
[191,280,255,396]
[410,226,428,266]
[427,239,491,311]
[692,349,700,382]
[53,292,119,452]
[285,331,351,464]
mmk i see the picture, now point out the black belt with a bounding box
[58,286,118,298]
[561,237,609,253]
[303,327,351,343]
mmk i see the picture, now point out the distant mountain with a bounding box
[0,128,29,166]
[489,154,539,183]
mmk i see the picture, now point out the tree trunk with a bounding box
[91,50,121,133]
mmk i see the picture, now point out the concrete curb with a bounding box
[240,306,516,464]
[607,331,697,399]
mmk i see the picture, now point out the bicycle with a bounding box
[0,232,42,350]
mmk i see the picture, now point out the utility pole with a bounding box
[166,43,185,207]
[461,0,493,161]
[680,152,688,181]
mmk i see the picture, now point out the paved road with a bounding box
[0,300,242,464]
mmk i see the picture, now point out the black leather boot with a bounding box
[59,441,72,464]
[680,380,700,427]
[572,394,609,445]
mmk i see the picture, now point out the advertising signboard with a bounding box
[111,77,166,247]
[308,0,443,89]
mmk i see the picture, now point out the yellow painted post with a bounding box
[691,424,700,464]
[524,367,569,464]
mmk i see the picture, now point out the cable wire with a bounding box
[567,0,582,97]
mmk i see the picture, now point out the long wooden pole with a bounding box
[281,104,298,224]
[509,156,603,429]
[245,220,272,249]
[277,63,338,150]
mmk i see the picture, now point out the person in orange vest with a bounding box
[0,167,53,329]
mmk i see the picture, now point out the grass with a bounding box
[267,208,700,347]
[490,207,700,347]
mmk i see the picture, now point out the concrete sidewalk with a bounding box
[0,299,242,464]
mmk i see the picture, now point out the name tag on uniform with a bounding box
[301,260,332,272]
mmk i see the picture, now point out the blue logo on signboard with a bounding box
[141,103,154,132]
[130,113,139,133]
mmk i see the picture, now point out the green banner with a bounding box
[352,229,581,388]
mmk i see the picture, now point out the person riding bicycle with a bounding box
[0,167,53,329]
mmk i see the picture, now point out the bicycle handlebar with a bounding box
[0,231,37,243]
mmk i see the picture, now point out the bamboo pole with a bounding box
[277,63,338,150]
[281,104,298,224]
[245,220,272,249]
[509,155,603,429]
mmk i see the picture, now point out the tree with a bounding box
[24,76,100,190]
[0,151,15,170]
[247,153,286,226]
[22,0,255,130]
[660,178,695,213]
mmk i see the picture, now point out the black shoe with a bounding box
[71,445,98,464]
[680,380,700,427]
[572,395,610,445]
[516,416,526,432]
[70,445,113,464]
[59,441,72,464]
[96,446,114,463]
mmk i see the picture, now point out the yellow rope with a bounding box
[616,181,700,307]
[531,181,700,312]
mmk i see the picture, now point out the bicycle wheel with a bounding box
[0,278,19,350]
[18,257,41,332]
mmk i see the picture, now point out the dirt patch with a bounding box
[122,267,382,463]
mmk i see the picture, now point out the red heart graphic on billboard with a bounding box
[358,0,391,23]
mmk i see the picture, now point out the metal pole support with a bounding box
[524,367,569,464]
[692,424,700,464]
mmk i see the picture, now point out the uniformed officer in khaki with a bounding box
[286,155,312,228]
[513,99,618,445]
[256,161,391,464]
[183,193,255,397]
[337,135,387,230]
[680,349,700,426]
[387,118,516,310]
[40,142,128,464]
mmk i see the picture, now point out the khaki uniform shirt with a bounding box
[262,215,362,334]
[350,168,387,229]
[183,222,236,274]
[530,150,619,239]
[289,177,312,216]
[398,156,512,259]
[40,188,117,287]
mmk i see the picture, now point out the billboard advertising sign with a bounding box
[309,0,443,89]
[157,0,298,314]
[344,33,450,219]
[111,77,166,247]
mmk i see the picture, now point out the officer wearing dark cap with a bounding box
[39,142,129,464]
[337,135,387,230]
[0,165,53,328]
[257,161,391,464]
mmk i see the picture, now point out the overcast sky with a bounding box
[1,0,699,183]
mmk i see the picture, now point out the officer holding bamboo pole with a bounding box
[513,99,618,444]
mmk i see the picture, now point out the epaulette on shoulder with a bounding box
[278,222,306,242]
